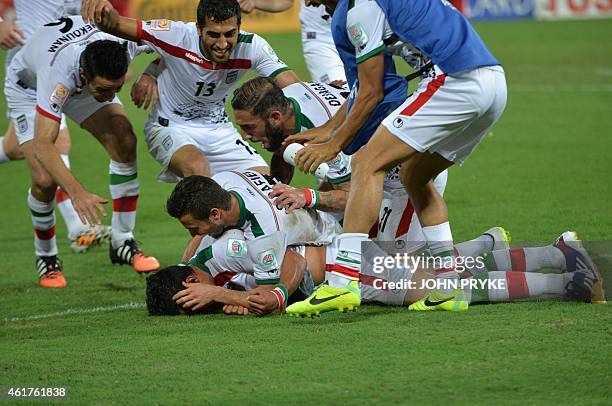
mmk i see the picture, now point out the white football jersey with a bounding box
[13,0,81,39]
[212,170,341,244]
[6,16,148,122]
[282,82,351,185]
[186,229,258,289]
[137,19,288,126]
[299,1,334,42]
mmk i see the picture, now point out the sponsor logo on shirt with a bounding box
[49,84,69,112]
[258,249,278,271]
[150,19,171,31]
[348,22,368,51]
[227,238,247,258]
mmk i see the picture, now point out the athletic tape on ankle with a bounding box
[303,189,320,208]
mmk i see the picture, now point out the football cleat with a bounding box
[552,231,605,303]
[36,256,67,288]
[408,289,468,312]
[482,226,511,251]
[110,239,160,273]
[286,281,361,318]
[70,225,112,253]
[563,269,598,303]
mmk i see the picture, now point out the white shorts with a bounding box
[143,117,268,183]
[377,170,448,253]
[382,66,507,165]
[301,37,346,84]
[6,82,120,145]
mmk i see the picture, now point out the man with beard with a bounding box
[82,0,301,182]
[232,76,352,219]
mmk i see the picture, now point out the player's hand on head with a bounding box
[295,142,339,175]
[238,0,256,13]
[0,22,24,49]
[269,184,305,213]
[223,304,250,316]
[71,190,108,226]
[247,291,281,316]
[131,74,159,110]
[173,282,218,311]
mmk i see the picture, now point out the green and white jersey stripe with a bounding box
[281,82,352,184]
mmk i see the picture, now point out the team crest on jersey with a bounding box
[16,114,28,134]
[348,23,368,50]
[226,238,247,258]
[49,84,69,111]
[149,19,170,31]
[329,153,345,170]
[258,249,278,271]
[226,71,238,84]
[162,135,173,151]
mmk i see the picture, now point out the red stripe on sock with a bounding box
[35,227,56,240]
[510,249,527,272]
[506,272,530,299]
[395,199,415,238]
[326,264,359,279]
[55,188,69,204]
[112,195,139,212]
[399,74,447,116]
[359,273,388,290]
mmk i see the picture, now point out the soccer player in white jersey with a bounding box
[146,228,311,316]
[0,1,111,254]
[165,170,342,291]
[248,0,345,84]
[146,228,604,316]
[82,0,301,183]
[4,16,160,287]
[232,76,351,218]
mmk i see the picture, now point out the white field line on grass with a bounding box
[512,84,612,92]
[2,302,146,323]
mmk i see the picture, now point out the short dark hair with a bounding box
[80,40,129,82]
[146,265,194,316]
[231,76,291,119]
[197,0,241,27]
[166,176,232,221]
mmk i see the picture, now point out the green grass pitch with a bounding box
[1,19,611,404]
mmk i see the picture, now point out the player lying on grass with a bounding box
[83,0,301,182]
[4,16,160,288]
[231,76,448,250]
[146,229,604,316]
[146,229,312,316]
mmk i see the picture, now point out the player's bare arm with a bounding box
[81,0,138,41]
[269,181,349,214]
[295,52,384,174]
[252,0,295,12]
[131,58,161,110]
[273,69,301,88]
[283,98,348,147]
[33,114,108,226]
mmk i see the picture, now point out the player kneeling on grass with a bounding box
[147,229,605,316]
